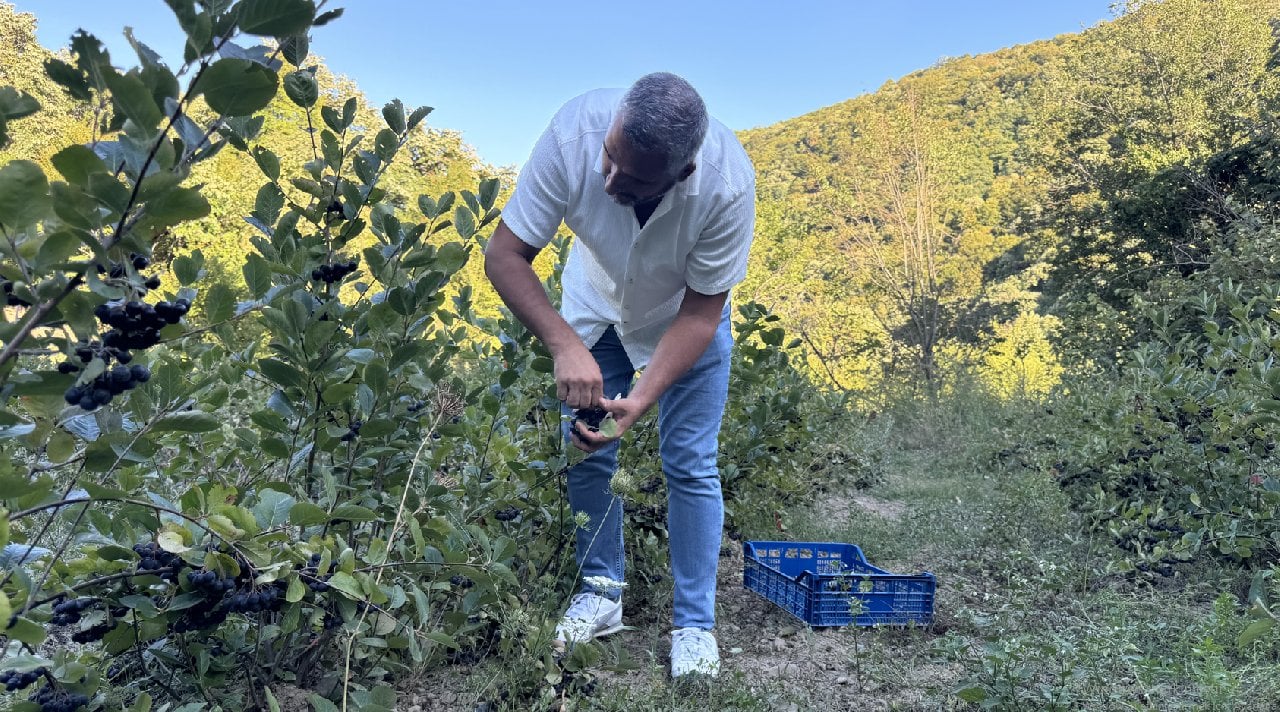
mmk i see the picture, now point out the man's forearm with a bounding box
[484,245,579,357]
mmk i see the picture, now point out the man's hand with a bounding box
[554,341,604,410]
[569,395,651,453]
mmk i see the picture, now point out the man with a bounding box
[483,72,755,678]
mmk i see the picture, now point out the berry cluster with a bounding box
[493,507,519,522]
[301,553,332,592]
[70,621,114,644]
[62,363,151,412]
[2,278,30,307]
[186,569,236,595]
[340,419,362,442]
[173,564,240,633]
[1,668,46,691]
[572,406,608,432]
[49,598,95,626]
[57,293,184,411]
[224,585,284,614]
[94,298,189,350]
[170,598,229,634]
[28,684,89,712]
[133,542,181,582]
[311,258,359,284]
[450,575,474,589]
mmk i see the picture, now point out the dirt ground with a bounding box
[401,494,957,712]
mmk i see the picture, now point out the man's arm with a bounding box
[574,288,726,452]
[484,219,603,409]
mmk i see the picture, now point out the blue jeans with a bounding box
[561,308,732,630]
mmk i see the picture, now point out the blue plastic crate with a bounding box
[743,541,936,627]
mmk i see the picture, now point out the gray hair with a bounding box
[618,72,708,175]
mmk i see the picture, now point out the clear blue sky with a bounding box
[12,1,1115,168]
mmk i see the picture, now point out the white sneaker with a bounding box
[671,627,720,678]
[553,593,623,647]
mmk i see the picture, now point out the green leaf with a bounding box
[252,147,280,181]
[259,358,304,389]
[452,206,476,239]
[0,594,10,637]
[374,128,398,161]
[50,145,109,186]
[286,575,306,603]
[0,86,39,122]
[104,71,163,137]
[407,105,432,131]
[0,160,51,230]
[327,571,363,600]
[199,58,278,116]
[330,504,378,522]
[243,253,273,297]
[35,228,87,268]
[252,489,296,528]
[206,513,245,540]
[309,694,340,712]
[320,105,343,133]
[424,631,458,650]
[381,99,406,134]
[152,411,221,432]
[478,177,500,211]
[289,502,328,527]
[280,35,308,66]
[156,531,189,553]
[237,0,316,36]
[4,615,43,646]
[283,69,318,108]
[265,687,281,712]
[203,283,236,323]
[173,252,204,285]
[44,57,92,101]
[955,686,988,703]
[146,187,211,225]
[530,357,554,373]
[1239,619,1275,648]
[255,183,285,223]
[598,415,619,439]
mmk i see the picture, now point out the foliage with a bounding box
[0,2,520,709]
[0,6,841,711]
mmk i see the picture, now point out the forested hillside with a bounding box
[740,0,1279,401]
[0,1,513,310]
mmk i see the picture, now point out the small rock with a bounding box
[407,706,423,712]
[772,638,787,651]
[836,676,849,685]
[439,693,456,704]
[780,662,800,676]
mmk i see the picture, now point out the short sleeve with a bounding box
[501,120,570,250]
[684,191,756,295]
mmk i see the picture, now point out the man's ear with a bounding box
[677,162,696,182]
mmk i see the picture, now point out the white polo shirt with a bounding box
[501,88,756,368]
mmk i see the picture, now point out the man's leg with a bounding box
[562,326,635,599]
[658,306,733,630]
